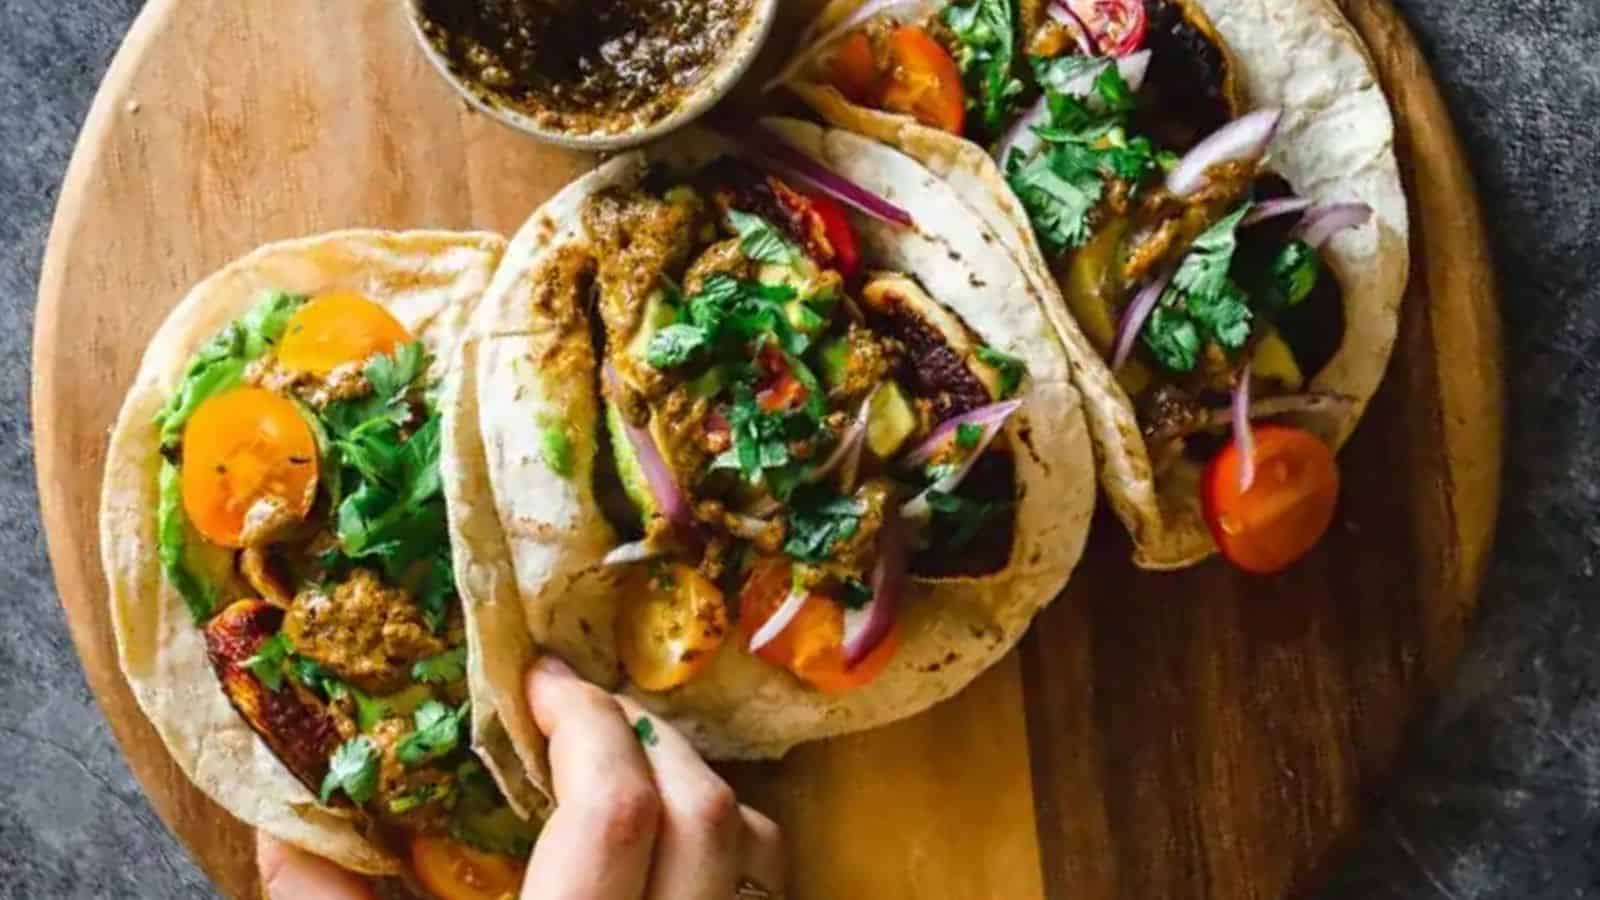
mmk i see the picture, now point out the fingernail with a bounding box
[535,654,575,680]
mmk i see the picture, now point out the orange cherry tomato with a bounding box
[410,834,526,900]
[276,291,412,375]
[738,559,898,694]
[807,194,861,278]
[879,25,966,135]
[828,31,883,106]
[181,387,319,548]
[617,563,729,692]
[1200,425,1340,574]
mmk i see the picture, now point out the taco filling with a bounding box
[560,160,1030,694]
[787,0,1376,572]
[153,290,533,896]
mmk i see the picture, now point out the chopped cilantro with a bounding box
[943,0,1025,136]
[784,487,865,563]
[1006,149,1103,252]
[1141,306,1203,372]
[1171,204,1253,301]
[242,633,291,692]
[646,323,711,369]
[926,490,1006,552]
[396,700,470,767]
[728,210,802,265]
[955,423,984,450]
[1139,204,1259,372]
[633,717,660,747]
[412,647,468,685]
[1269,240,1322,308]
[976,346,1028,397]
[320,737,380,805]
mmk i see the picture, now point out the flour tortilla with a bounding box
[444,119,1095,788]
[782,0,1409,568]
[100,230,519,874]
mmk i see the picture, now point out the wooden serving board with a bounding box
[33,1,1501,898]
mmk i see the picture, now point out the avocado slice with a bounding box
[626,289,680,365]
[866,382,918,459]
[818,336,851,391]
[606,403,658,523]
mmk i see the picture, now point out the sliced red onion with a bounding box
[900,400,1021,520]
[761,0,936,93]
[992,51,1151,165]
[1232,364,1256,492]
[842,515,907,666]
[805,391,874,485]
[604,365,691,529]
[1296,202,1373,249]
[741,125,915,228]
[1166,109,1283,199]
[1047,0,1097,55]
[1110,265,1176,370]
[748,585,810,653]
[602,539,673,567]
[900,399,1022,469]
[1241,196,1313,226]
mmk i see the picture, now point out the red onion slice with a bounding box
[842,515,907,666]
[900,399,1023,468]
[1242,196,1313,226]
[748,585,811,653]
[805,391,874,485]
[604,365,691,529]
[1110,265,1176,370]
[1296,202,1373,249]
[1166,109,1283,199]
[1232,364,1257,492]
[900,400,1021,520]
[762,0,937,92]
[741,125,915,228]
[1047,0,1097,56]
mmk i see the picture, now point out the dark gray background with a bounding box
[1,1,1595,897]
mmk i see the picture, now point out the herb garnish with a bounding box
[944,0,1025,135]
[396,700,470,767]
[321,736,380,805]
[976,346,1028,397]
[785,487,865,563]
[412,647,468,685]
[1142,204,1257,372]
[242,633,292,692]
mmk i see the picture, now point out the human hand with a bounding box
[257,654,786,900]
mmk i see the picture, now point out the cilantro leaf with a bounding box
[926,490,1006,552]
[1268,240,1322,309]
[1141,305,1203,372]
[243,633,292,692]
[943,0,1025,135]
[726,386,794,485]
[728,210,801,265]
[956,423,984,449]
[412,647,468,685]
[1007,149,1103,252]
[784,487,865,563]
[1172,204,1253,301]
[396,700,470,767]
[1187,281,1254,350]
[646,323,712,369]
[633,717,660,747]
[976,346,1029,397]
[320,737,380,805]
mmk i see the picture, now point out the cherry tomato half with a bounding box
[827,31,883,106]
[410,834,525,900]
[738,559,898,694]
[1201,424,1340,574]
[277,291,411,375]
[807,194,861,278]
[617,563,729,692]
[880,26,967,135]
[181,387,319,548]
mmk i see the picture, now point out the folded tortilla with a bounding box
[442,118,1096,793]
[782,0,1409,568]
[100,230,511,874]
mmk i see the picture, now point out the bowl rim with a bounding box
[404,0,781,152]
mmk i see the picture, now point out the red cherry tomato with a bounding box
[827,31,882,106]
[754,345,810,413]
[1201,425,1340,574]
[880,26,966,134]
[807,194,861,278]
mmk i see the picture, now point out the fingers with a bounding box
[524,656,660,900]
[738,805,787,898]
[617,698,742,900]
[256,833,376,900]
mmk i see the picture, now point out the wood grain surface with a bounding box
[31,1,1500,898]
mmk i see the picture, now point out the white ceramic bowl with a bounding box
[406,0,779,151]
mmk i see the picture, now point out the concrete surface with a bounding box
[0,1,1595,898]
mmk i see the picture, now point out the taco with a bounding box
[774,0,1409,571]
[444,118,1095,764]
[99,230,541,896]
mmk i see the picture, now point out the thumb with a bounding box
[257,832,378,900]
